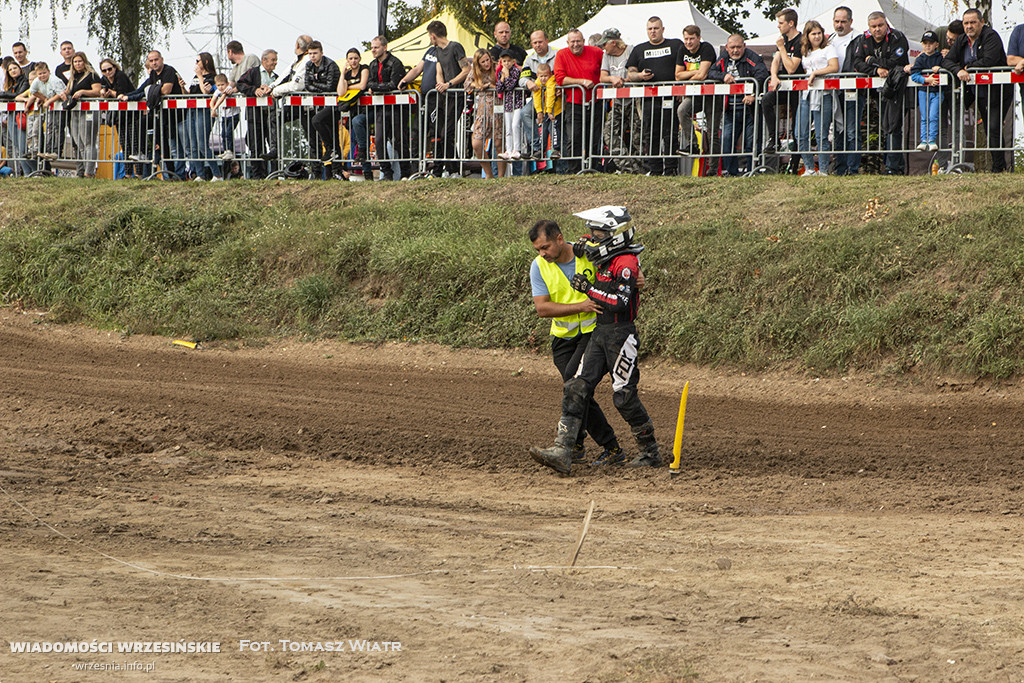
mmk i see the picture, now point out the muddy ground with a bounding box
[2,309,1023,682]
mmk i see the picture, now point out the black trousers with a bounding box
[374,106,412,179]
[641,97,677,175]
[965,84,1012,172]
[551,333,617,450]
[563,322,651,432]
[311,107,342,159]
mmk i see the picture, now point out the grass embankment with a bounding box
[1,175,1022,378]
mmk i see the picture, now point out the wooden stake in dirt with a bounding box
[569,500,596,567]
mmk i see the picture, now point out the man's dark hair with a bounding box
[948,19,964,35]
[12,41,26,50]
[963,8,983,22]
[60,40,74,49]
[777,8,798,25]
[226,40,243,54]
[529,220,562,242]
[308,40,323,52]
[834,6,852,21]
[427,20,448,38]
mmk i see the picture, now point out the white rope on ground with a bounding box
[1,483,675,583]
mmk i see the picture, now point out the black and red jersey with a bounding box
[586,253,640,324]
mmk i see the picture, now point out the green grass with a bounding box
[2,174,1024,378]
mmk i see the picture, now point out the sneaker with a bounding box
[192,176,206,182]
[510,150,522,159]
[570,444,587,464]
[916,142,928,152]
[218,150,235,160]
[549,150,561,160]
[802,169,817,177]
[210,176,224,182]
[817,170,828,177]
[927,143,939,152]
[497,151,511,160]
[591,446,625,466]
[37,152,58,160]
[532,149,543,160]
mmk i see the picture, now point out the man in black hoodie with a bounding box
[942,8,1012,172]
[708,35,769,175]
[853,11,909,174]
[368,35,411,180]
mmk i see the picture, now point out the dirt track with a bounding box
[3,309,1024,682]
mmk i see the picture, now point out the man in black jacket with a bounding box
[303,42,344,176]
[853,11,909,174]
[708,35,769,175]
[942,8,1012,172]
[368,35,412,180]
[237,49,278,178]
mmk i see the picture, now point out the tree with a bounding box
[1,0,207,81]
[386,0,434,40]
[386,0,797,47]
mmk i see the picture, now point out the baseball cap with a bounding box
[596,28,621,47]
[921,30,939,43]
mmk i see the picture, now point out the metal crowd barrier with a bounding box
[278,91,421,180]
[2,101,38,177]
[594,79,760,176]
[345,91,422,180]
[160,95,232,180]
[9,75,1024,179]
[954,67,1018,173]
[769,71,954,176]
[38,99,152,178]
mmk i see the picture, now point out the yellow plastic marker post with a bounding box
[172,340,198,349]
[669,381,689,476]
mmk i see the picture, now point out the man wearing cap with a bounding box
[944,8,1012,172]
[598,29,644,174]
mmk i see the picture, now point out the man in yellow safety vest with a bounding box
[528,219,623,466]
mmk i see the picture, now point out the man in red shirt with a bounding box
[554,29,604,173]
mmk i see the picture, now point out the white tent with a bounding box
[750,0,940,57]
[550,0,730,51]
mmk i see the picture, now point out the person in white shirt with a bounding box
[796,20,839,176]
[829,6,862,175]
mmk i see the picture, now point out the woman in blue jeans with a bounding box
[185,52,224,181]
[340,49,370,179]
[795,21,839,176]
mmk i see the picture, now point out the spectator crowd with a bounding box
[1,6,1023,180]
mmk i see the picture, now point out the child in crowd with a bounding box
[209,73,238,160]
[910,31,942,152]
[495,49,524,160]
[26,61,63,160]
[533,62,561,160]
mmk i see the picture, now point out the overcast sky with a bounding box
[3,0,1024,73]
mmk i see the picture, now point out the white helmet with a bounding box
[573,206,632,234]
[572,206,643,266]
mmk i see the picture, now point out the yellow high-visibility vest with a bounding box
[535,255,597,338]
